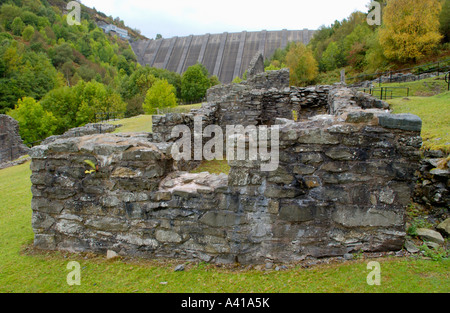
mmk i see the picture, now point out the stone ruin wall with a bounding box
[0,115,30,164]
[30,69,424,264]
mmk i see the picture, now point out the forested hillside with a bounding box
[0,0,206,144]
[265,0,450,85]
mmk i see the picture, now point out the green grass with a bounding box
[0,161,449,293]
[109,115,153,133]
[381,76,449,97]
[107,104,203,134]
[190,160,231,175]
[388,92,450,153]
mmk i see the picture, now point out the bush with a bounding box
[22,25,34,41]
[7,97,58,143]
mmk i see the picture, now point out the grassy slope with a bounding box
[107,104,204,134]
[0,162,449,293]
[380,76,449,97]
[388,92,450,153]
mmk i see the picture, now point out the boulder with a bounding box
[416,228,445,245]
[437,219,450,236]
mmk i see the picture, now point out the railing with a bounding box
[357,87,410,100]
[446,72,450,91]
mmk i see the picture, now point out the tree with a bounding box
[22,25,34,41]
[181,63,210,103]
[11,17,25,36]
[379,0,443,63]
[440,0,450,42]
[7,97,58,143]
[209,75,220,87]
[49,42,74,68]
[285,43,318,86]
[143,79,177,114]
[320,42,345,71]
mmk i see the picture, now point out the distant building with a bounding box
[97,21,130,39]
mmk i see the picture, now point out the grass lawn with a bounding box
[0,161,449,293]
[380,76,449,97]
[107,104,203,134]
[388,92,450,153]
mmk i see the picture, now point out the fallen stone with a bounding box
[437,218,450,236]
[424,241,441,250]
[174,264,185,272]
[106,250,119,260]
[404,240,419,253]
[343,253,353,260]
[416,228,445,245]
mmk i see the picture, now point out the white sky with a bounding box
[80,0,370,39]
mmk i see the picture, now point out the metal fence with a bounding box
[94,112,125,123]
[357,86,410,100]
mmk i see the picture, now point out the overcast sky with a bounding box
[80,0,369,39]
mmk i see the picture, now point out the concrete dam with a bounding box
[130,29,316,84]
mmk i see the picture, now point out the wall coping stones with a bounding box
[377,113,423,132]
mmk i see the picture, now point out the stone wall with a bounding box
[30,74,424,263]
[0,115,30,164]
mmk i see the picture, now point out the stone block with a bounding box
[155,229,183,243]
[325,147,354,160]
[279,199,320,222]
[332,206,403,227]
[377,113,422,132]
[199,211,244,227]
[346,111,375,124]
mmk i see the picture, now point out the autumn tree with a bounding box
[378,0,443,63]
[285,43,318,86]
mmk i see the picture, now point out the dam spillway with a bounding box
[130,29,316,84]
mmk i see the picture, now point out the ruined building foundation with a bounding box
[30,67,423,264]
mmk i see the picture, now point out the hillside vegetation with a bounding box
[263,0,450,86]
[0,0,219,144]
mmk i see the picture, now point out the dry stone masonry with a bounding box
[30,67,425,264]
[0,115,30,164]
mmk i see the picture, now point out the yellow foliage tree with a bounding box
[379,0,443,63]
[285,43,318,86]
